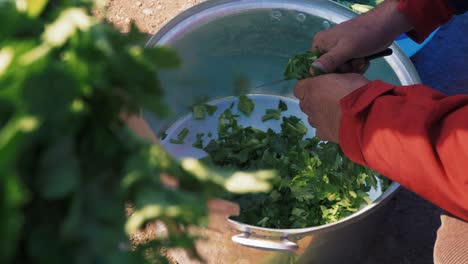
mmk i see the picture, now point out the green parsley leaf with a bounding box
[169,138,184,144]
[205,104,218,116]
[192,133,204,149]
[283,48,321,80]
[261,109,281,122]
[170,128,189,144]
[238,95,255,116]
[310,65,325,76]
[193,105,206,119]
[178,128,189,140]
[278,100,288,112]
[202,110,390,229]
[193,104,218,120]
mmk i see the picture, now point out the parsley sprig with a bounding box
[283,48,325,80]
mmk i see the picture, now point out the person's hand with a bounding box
[294,73,369,142]
[311,0,412,74]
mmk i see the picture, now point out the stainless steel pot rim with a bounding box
[146,0,421,85]
[147,0,355,46]
[146,0,421,235]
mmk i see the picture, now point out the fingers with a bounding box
[294,74,366,144]
[122,113,158,143]
[311,30,369,76]
[307,117,327,141]
[310,48,350,75]
[315,129,337,143]
[350,59,370,74]
[293,79,307,100]
[304,99,325,140]
[307,116,317,129]
[336,58,370,74]
[315,129,326,141]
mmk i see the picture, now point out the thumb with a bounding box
[311,49,349,75]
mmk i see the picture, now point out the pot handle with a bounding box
[232,233,298,251]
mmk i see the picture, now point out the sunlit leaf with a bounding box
[0,48,14,77]
[0,115,39,168]
[125,187,206,234]
[19,0,49,18]
[43,8,93,47]
[181,158,276,193]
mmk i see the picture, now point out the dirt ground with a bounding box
[106,0,205,34]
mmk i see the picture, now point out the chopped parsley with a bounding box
[200,99,390,228]
[261,109,281,122]
[169,127,189,144]
[238,95,255,116]
[192,133,205,149]
[261,100,288,122]
[193,104,218,120]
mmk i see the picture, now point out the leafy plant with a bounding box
[0,1,274,263]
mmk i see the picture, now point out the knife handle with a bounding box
[363,48,393,61]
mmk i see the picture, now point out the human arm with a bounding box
[340,80,468,221]
[311,0,457,73]
[397,0,458,43]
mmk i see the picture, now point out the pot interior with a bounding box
[144,0,414,133]
[144,0,417,232]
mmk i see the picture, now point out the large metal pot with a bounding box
[145,0,421,263]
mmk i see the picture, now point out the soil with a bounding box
[106,0,206,34]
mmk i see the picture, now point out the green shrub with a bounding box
[0,1,273,263]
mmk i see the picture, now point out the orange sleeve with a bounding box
[397,0,454,43]
[339,81,468,221]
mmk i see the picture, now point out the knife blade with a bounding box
[255,48,393,88]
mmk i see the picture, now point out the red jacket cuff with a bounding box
[397,0,454,43]
[339,81,396,165]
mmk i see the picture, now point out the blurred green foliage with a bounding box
[0,1,274,263]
